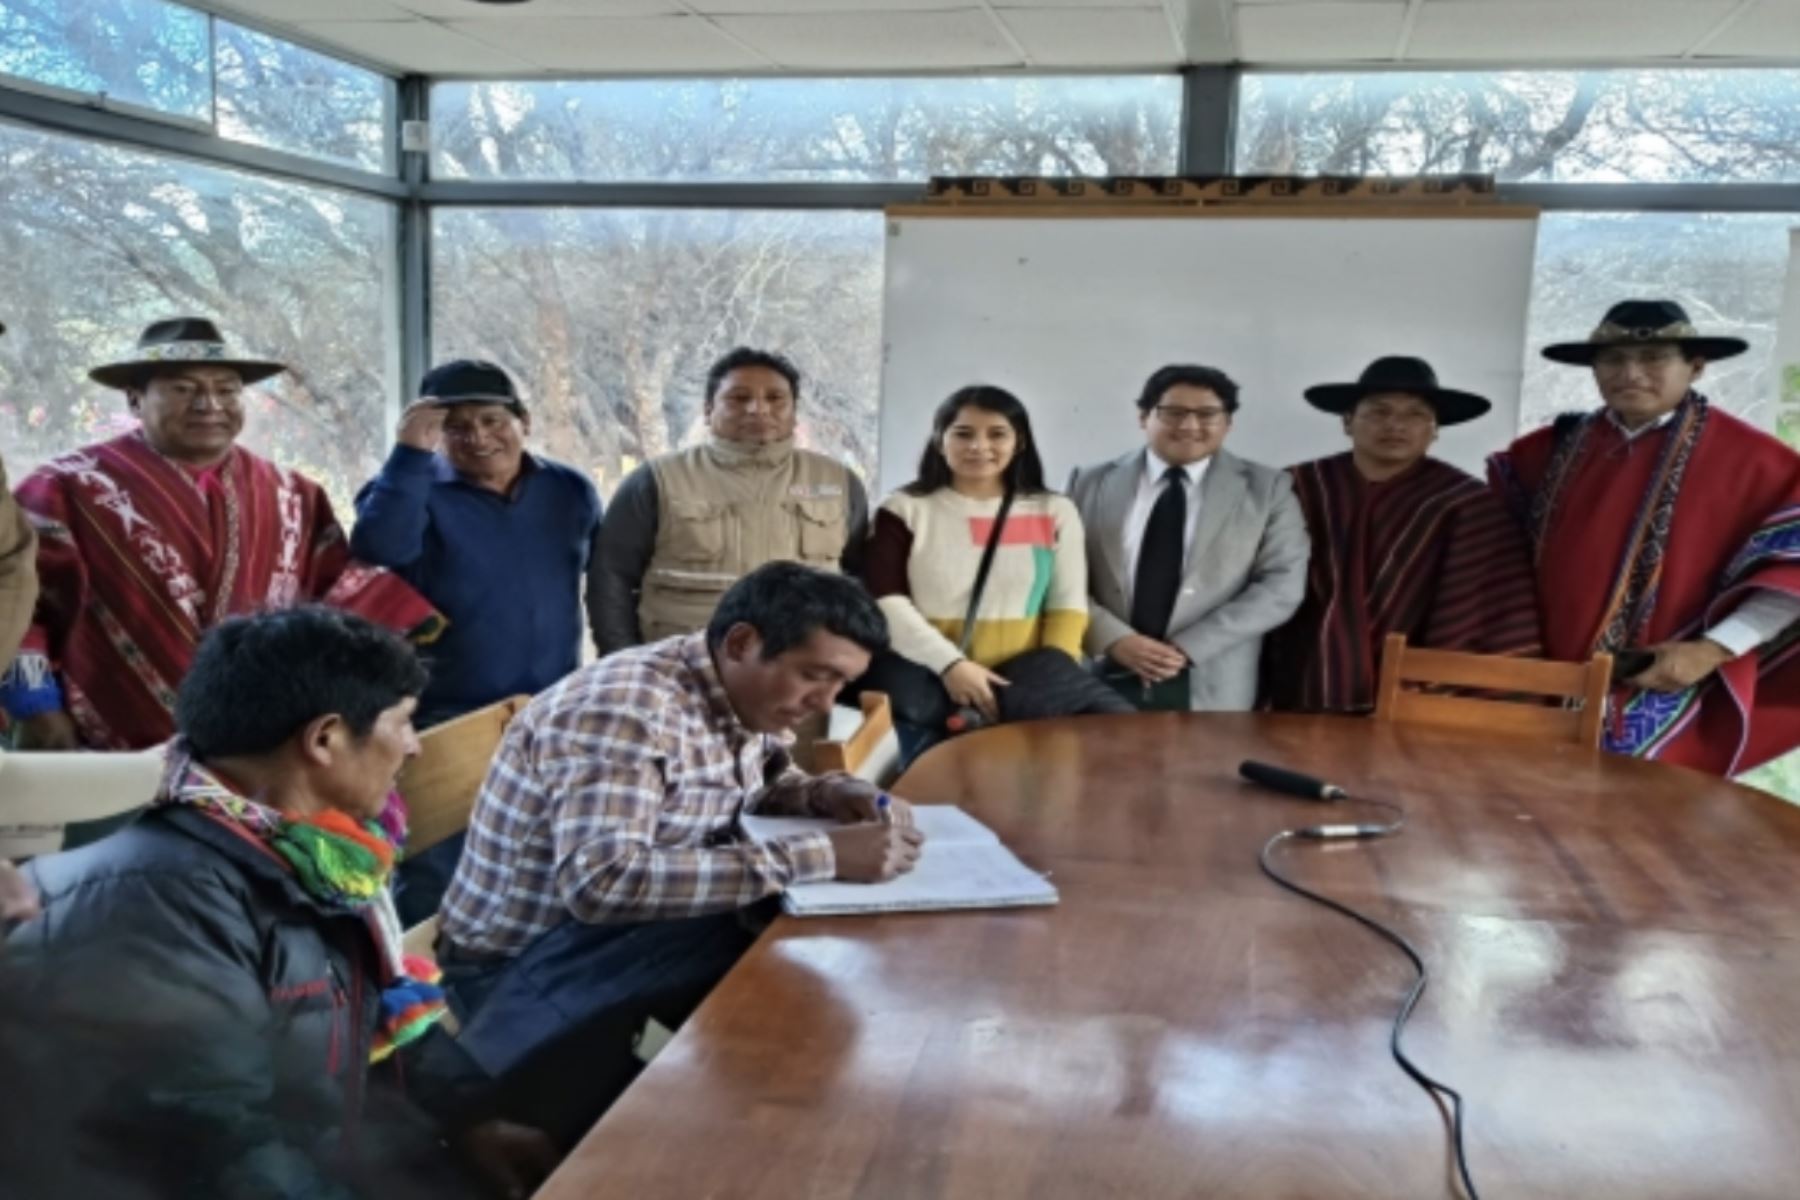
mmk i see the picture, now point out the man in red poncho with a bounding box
[1490,299,1800,775]
[1,317,440,750]
[1263,356,1541,713]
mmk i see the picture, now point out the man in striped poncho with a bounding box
[1261,356,1541,713]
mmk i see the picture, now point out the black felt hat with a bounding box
[89,317,286,389]
[1303,356,1492,427]
[1541,299,1749,366]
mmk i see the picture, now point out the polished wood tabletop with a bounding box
[537,713,1800,1200]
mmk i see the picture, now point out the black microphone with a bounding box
[1239,760,1347,802]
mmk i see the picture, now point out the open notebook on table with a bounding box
[740,804,1059,917]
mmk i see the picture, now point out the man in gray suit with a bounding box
[1068,364,1309,710]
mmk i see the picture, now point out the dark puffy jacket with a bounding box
[0,807,490,1199]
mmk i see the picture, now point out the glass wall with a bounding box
[432,75,1183,183]
[1237,68,1800,183]
[0,0,209,120]
[214,21,393,174]
[432,207,883,490]
[0,0,394,172]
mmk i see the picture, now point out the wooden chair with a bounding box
[814,692,900,784]
[0,747,166,858]
[1373,633,1613,748]
[396,694,530,961]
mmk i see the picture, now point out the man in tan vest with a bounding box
[589,347,868,656]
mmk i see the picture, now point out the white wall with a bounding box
[879,212,1540,497]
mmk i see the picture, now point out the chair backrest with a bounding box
[814,692,900,784]
[397,695,531,854]
[1373,633,1613,748]
[0,747,167,857]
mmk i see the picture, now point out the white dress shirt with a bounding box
[1603,407,1800,656]
[1122,449,1210,607]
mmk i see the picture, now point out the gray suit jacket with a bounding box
[1067,448,1309,710]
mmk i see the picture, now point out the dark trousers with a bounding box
[440,905,769,1143]
[857,647,1135,730]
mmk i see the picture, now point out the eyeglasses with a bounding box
[1593,346,1686,374]
[1153,404,1230,428]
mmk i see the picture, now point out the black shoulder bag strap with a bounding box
[956,487,1017,659]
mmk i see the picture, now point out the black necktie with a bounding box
[1131,465,1187,639]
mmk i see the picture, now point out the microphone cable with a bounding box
[1256,799,1483,1200]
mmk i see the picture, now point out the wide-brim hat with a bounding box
[1541,299,1748,365]
[1303,356,1492,427]
[89,317,286,390]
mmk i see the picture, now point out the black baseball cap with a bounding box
[417,359,524,413]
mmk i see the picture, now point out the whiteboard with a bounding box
[878,213,1540,496]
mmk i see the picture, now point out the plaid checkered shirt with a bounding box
[439,632,840,957]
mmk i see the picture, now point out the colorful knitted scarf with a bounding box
[154,748,447,1063]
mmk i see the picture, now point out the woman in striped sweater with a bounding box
[862,385,1132,730]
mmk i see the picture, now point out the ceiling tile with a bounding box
[714,9,1023,69]
[446,15,767,71]
[294,18,536,72]
[1694,0,1800,58]
[998,7,1181,66]
[1406,1,1741,62]
[394,0,681,17]
[993,0,1169,7]
[1237,2,1407,62]
[691,0,957,11]
[210,0,415,22]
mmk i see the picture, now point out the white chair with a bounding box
[0,746,167,858]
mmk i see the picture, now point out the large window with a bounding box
[432,208,883,489]
[1237,69,1800,183]
[0,0,208,120]
[432,76,1182,183]
[0,119,399,514]
[0,0,394,173]
[214,21,392,174]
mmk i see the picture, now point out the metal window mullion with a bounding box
[398,75,431,408]
[1180,64,1238,175]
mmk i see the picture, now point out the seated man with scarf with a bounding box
[0,607,553,1198]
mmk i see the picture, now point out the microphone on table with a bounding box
[1238,760,1348,802]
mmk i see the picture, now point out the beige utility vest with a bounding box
[639,437,852,642]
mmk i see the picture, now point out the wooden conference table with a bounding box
[538,713,1800,1200]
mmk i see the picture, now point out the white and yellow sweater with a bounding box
[863,488,1089,674]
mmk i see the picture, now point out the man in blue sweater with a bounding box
[353,360,602,921]
[354,360,602,727]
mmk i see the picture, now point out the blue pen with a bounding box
[876,792,893,826]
